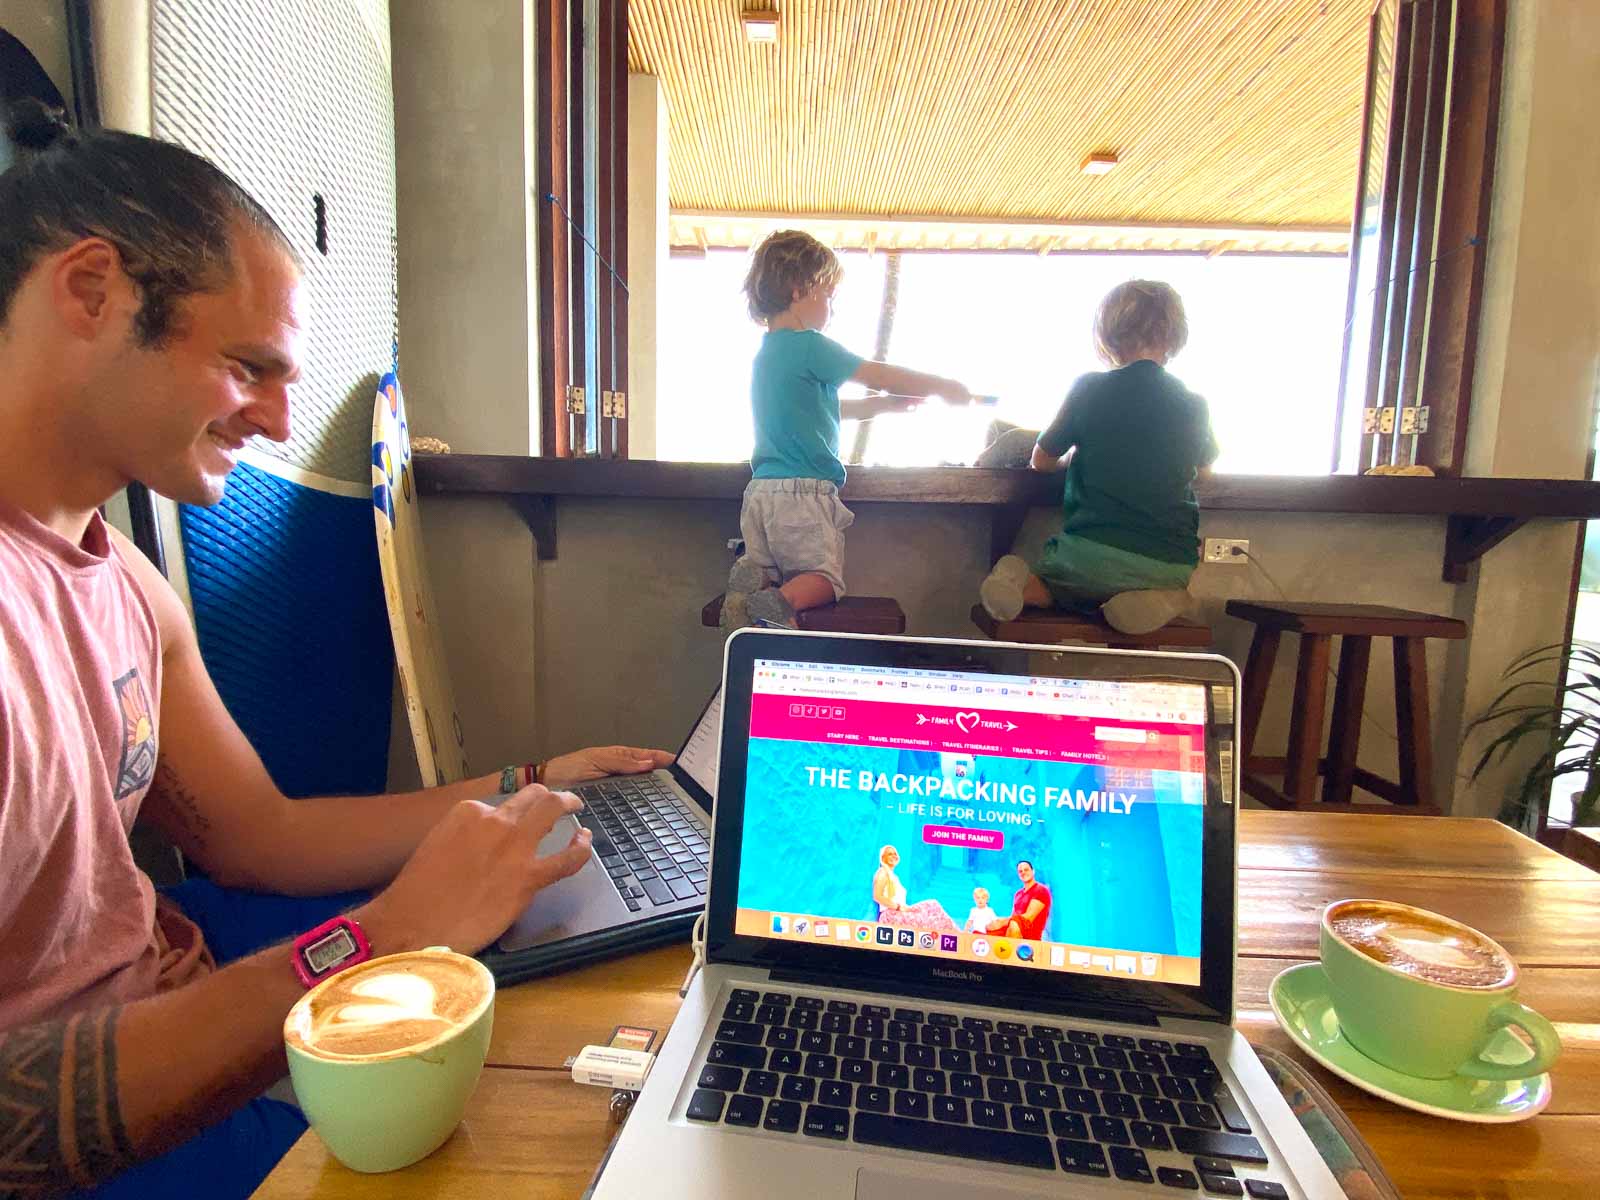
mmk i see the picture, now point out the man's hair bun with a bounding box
[5,97,75,153]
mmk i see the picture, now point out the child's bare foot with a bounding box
[747,588,798,629]
[979,555,1032,621]
[1102,588,1196,635]
[727,556,769,594]
[718,591,751,630]
[717,557,772,631]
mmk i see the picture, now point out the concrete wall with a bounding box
[1448,0,1599,817]
[393,0,1600,821]
[527,498,1465,800]
[535,499,991,754]
[387,0,540,788]
[1465,1,1600,482]
[390,0,537,456]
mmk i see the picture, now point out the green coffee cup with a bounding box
[283,948,495,1173]
[1320,899,1559,1082]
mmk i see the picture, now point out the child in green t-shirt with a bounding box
[723,230,973,628]
[979,280,1219,635]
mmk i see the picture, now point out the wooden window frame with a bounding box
[534,1,1502,473]
[535,0,629,458]
[1336,0,1506,476]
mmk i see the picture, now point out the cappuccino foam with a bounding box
[1328,902,1514,990]
[286,953,489,1059]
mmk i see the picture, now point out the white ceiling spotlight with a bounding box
[1081,152,1120,176]
[741,7,779,44]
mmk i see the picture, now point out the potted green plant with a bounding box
[1467,643,1600,848]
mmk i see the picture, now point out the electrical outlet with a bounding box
[1203,538,1250,564]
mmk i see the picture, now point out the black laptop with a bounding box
[482,688,721,984]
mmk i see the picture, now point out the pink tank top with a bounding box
[0,498,202,1028]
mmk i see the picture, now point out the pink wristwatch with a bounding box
[292,915,373,988]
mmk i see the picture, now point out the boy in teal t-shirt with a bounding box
[723,230,973,628]
[979,280,1219,635]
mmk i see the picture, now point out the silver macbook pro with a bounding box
[592,630,1342,1199]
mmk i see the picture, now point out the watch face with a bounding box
[305,927,358,975]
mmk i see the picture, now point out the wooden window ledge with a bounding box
[412,455,1600,581]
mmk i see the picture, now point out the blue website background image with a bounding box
[736,738,1203,956]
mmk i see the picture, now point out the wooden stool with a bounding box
[970,605,1212,650]
[1226,601,1468,814]
[702,594,906,635]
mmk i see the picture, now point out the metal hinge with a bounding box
[1400,406,1430,435]
[601,390,628,419]
[566,386,586,415]
[1362,406,1430,436]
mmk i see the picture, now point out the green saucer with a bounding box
[1268,962,1551,1123]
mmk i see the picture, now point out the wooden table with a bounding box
[256,813,1600,1199]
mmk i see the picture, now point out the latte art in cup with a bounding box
[1317,899,1559,1082]
[1327,900,1515,990]
[286,952,491,1060]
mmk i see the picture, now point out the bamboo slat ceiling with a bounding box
[666,212,1351,255]
[628,0,1370,236]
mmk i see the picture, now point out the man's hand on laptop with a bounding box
[543,745,675,788]
[356,785,593,955]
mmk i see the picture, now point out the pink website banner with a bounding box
[748,693,1203,772]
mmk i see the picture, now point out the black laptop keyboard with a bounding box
[687,988,1279,1194]
[573,777,709,911]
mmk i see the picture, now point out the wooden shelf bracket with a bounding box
[507,494,559,561]
[1442,513,1524,582]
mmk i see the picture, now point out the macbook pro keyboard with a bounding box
[574,778,710,911]
[685,987,1281,1196]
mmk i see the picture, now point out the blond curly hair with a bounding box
[743,229,843,324]
[1093,280,1189,366]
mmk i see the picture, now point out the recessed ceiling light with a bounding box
[1081,152,1119,176]
[741,10,779,43]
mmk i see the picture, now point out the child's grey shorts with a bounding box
[738,477,854,600]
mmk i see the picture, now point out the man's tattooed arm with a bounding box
[0,1010,134,1199]
[1,941,317,1196]
[142,760,213,859]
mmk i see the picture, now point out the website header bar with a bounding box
[753,660,1206,726]
[748,694,1203,772]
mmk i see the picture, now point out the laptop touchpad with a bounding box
[856,1167,1038,1200]
[496,814,618,950]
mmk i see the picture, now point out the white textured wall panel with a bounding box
[149,0,396,482]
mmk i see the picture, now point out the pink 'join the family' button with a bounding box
[921,824,1005,851]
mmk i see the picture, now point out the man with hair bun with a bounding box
[978,279,1219,635]
[0,100,673,1197]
